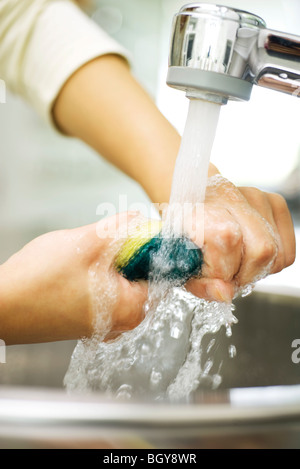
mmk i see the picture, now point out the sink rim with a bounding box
[0,384,300,429]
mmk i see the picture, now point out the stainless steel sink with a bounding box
[0,290,300,449]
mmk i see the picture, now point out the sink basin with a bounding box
[0,290,300,449]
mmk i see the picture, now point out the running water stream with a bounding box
[64,99,238,400]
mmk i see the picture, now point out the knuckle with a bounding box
[272,246,295,273]
[240,186,266,204]
[285,250,296,268]
[268,192,289,214]
[255,239,277,265]
[214,223,242,252]
[271,253,286,274]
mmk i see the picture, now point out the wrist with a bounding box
[0,232,93,345]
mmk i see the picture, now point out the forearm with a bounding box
[53,55,178,203]
[1,0,217,204]
[53,55,218,204]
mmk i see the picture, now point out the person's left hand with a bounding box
[1,212,148,345]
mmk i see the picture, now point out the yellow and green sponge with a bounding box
[115,220,203,283]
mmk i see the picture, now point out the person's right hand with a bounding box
[186,174,296,302]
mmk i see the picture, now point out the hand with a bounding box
[0,212,148,345]
[186,174,296,302]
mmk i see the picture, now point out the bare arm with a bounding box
[0,3,295,345]
[53,54,295,301]
[53,55,182,204]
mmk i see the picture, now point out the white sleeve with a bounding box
[0,0,130,127]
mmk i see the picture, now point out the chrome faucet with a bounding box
[167,3,300,104]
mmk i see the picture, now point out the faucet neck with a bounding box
[167,3,300,101]
[252,29,300,96]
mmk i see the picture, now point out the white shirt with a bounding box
[0,0,129,127]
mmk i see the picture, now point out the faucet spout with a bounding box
[167,3,300,102]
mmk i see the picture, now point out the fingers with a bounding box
[224,197,278,286]
[266,192,296,271]
[200,206,243,282]
[239,188,296,275]
[237,187,283,274]
[186,277,235,303]
[194,177,295,302]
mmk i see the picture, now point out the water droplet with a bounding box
[176,259,190,272]
[116,384,132,400]
[150,368,162,386]
[212,374,222,389]
[152,321,161,331]
[122,358,133,371]
[174,309,185,321]
[228,344,237,358]
[203,358,213,375]
[225,324,232,337]
[241,284,254,297]
[206,338,216,354]
[170,322,184,339]
[154,332,164,348]
[140,343,150,355]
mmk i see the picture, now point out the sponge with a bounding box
[115,220,203,283]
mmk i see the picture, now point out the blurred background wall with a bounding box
[0,0,299,291]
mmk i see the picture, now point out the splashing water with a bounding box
[64,99,238,400]
[65,287,237,400]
